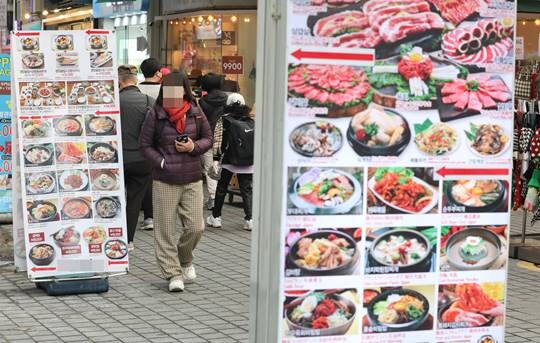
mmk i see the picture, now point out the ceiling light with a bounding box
[523,21,526,25]
[122,16,129,26]
[198,16,204,23]
[131,15,138,25]
[231,15,238,23]
[535,19,540,26]
[53,8,60,13]
[140,14,147,25]
[24,13,30,20]
[191,17,195,22]
[182,19,187,25]
[244,17,251,23]
[42,10,49,16]
[114,17,121,27]
[207,15,214,22]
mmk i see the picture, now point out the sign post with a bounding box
[251,0,516,342]
[11,30,129,281]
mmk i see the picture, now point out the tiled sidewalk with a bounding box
[1,207,540,342]
[0,203,251,343]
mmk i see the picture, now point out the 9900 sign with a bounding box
[222,56,244,75]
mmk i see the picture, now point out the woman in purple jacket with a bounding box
[139,71,212,292]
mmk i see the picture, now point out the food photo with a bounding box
[414,119,459,156]
[51,226,81,248]
[440,226,508,272]
[19,37,39,51]
[464,123,510,158]
[26,199,59,224]
[348,105,411,157]
[53,115,84,136]
[87,141,118,163]
[28,243,55,266]
[442,179,509,213]
[24,143,54,167]
[21,118,52,138]
[289,121,343,157]
[53,34,74,50]
[61,196,92,221]
[365,227,437,274]
[90,169,119,191]
[19,82,66,107]
[55,142,87,165]
[287,63,372,117]
[66,80,115,106]
[283,288,359,337]
[367,167,438,215]
[94,196,121,219]
[287,167,363,215]
[104,239,128,259]
[300,0,513,61]
[438,283,505,329]
[362,285,435,334]
[58,169,89,192]
[90,51,113,68]
[22,52,44,69]
[284,228,362,277]
[87,35,108,50]
[56,52,79,69]
[25,171,57,195]
[83,226,106,245]
[85,115,117,136]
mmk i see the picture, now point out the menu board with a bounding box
[280,1,515,342]
[11,30,128,279]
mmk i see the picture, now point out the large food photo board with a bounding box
[11,30,128,279]
[279,1,515,342]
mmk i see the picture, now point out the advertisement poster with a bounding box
[280,1,515,343]
[11,30,129,279]
[0,54,11,213]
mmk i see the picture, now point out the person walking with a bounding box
[137,58,164,231]
[139,70,212,292]
[206,93,255,231]
[198,73,228,210]
[118,65,154,252]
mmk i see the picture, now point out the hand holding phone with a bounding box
[176,134,189,143]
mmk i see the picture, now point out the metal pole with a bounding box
[522,209,528,244]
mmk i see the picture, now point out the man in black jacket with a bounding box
[199,73,228,210]
[118,65,154,251]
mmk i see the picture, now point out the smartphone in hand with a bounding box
[176,134,189,143]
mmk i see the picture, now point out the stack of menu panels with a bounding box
[11,30,129,280]
[280,1,515,342]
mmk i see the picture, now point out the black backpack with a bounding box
[223,114,255,166]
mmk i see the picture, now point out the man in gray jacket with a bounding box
[118,65,154,251]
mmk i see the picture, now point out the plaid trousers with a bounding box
[153,180,204,280]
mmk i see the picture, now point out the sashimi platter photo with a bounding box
[279,0,515,342]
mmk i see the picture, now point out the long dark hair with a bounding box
[155,70,195,106]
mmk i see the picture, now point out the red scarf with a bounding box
[164,100,191,133]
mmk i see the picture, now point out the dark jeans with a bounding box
[124,161,152,243]
[142,182,153,219]
[213,169,252,220]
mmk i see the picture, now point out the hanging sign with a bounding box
[279,1,515,342]
[11,30,129,279]
[222,55,244,75]
[516,36,524,60]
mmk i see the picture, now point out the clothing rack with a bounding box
[510,99,540,263]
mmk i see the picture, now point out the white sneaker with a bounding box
[243,219,253,231]
[206,215,222,228]
[141,218,154,230]
[128,242,135,252]
[168,277,184,292]
[182,265,197,283]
